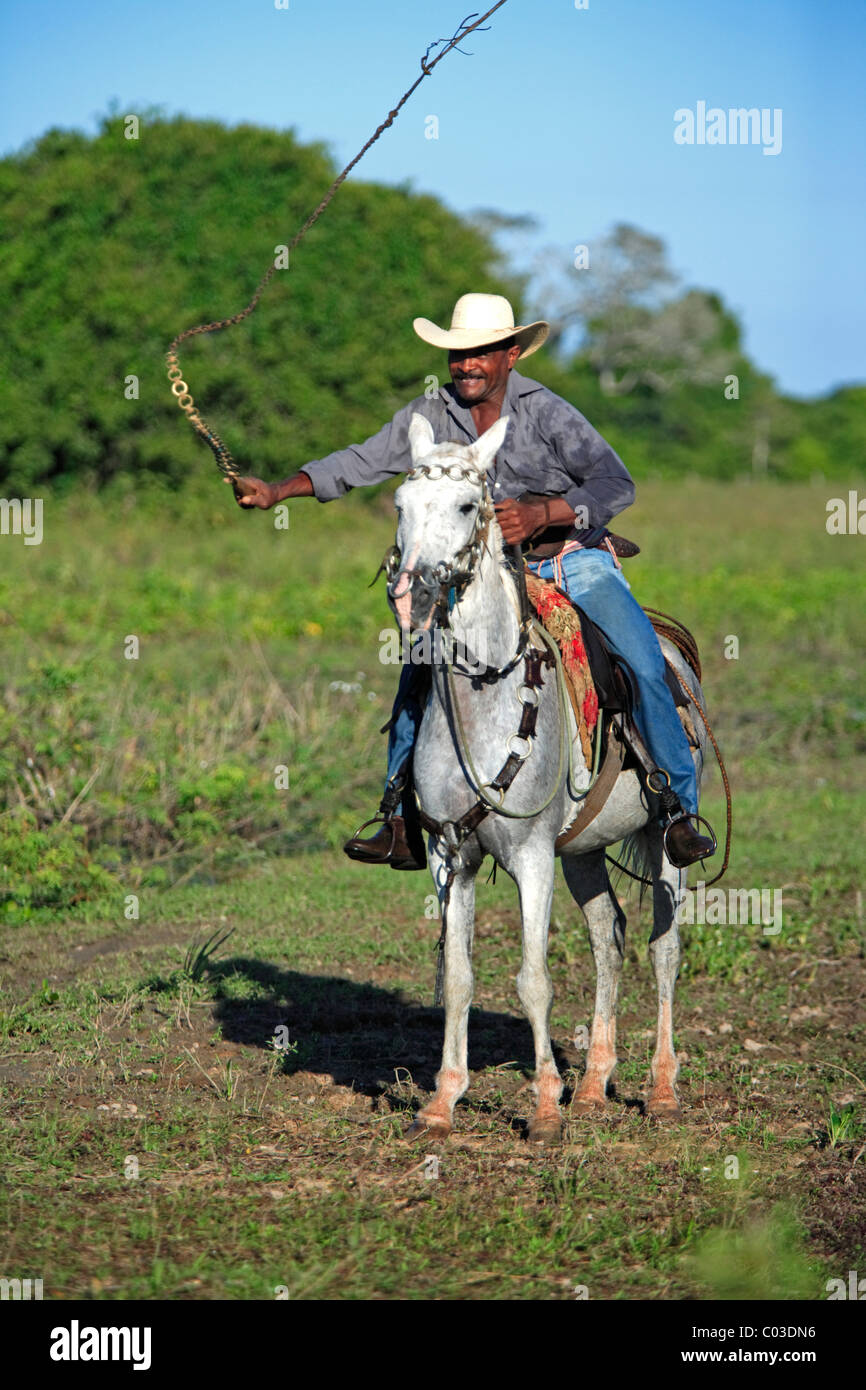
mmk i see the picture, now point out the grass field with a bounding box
[0,473,864,1300]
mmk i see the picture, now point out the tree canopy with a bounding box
[1,115,861,493]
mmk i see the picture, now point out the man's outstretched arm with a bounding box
[227,405,419,510]
[227,470,313,508]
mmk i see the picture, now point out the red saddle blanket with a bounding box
[524,571,598,763]
[525,572,702,755]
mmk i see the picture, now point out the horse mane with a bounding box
[486,512,521,615]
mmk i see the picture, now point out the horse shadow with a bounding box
[208,955,577,1104]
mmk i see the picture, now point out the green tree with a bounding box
[0,111,520,494]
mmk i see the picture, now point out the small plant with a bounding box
[174,978,193,1030]
[824,1103,858,1149]
[0,817,120,925]
[686,1208,817,1300]
[182,926,234,983]
[222,1058,239,1101]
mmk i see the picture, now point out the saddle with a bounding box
[390,571,703,856]
[574,600,692,716]
[523,571,703,849]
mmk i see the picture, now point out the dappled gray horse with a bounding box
[387,414,706,1142]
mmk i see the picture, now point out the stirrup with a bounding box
[662,810,718,861]
[347,814,397,850]
[646,767,717,859]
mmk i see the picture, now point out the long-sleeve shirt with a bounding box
[300,368,635,529]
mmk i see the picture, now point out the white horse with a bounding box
[386,413,707,1142]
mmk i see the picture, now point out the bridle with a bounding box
[382,458,533,680]
[386,458,492,593]
[378,457,582,828]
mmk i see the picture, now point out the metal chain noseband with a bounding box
[403,457,496,601]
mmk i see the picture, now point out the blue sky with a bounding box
[1,0,863,398]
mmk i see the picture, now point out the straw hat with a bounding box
[413,293,549,359]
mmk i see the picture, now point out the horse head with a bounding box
[387,413,509,633]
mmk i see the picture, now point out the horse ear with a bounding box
[408,413,435,464]
[471,414,509,476]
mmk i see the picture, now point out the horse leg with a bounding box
[646,831,684,1121]
[513,850,562,1144]
[407,847,478,1141]
[561,851,625,1113]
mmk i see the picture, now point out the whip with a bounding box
[165,3,512,483]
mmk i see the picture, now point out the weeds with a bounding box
[685,1208,819,1300]
[822,1104,860,1149]
[182,927,235,983]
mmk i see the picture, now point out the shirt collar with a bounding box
[438,367,544,438]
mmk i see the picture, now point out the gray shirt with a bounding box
[300,368,635,528]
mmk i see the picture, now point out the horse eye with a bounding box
[459,503,474,515]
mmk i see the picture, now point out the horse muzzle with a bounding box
[387,565,442,633]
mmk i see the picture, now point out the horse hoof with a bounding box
[405,1116,451,1142]
[527,1115,562,1145]
[646,1095,683,1122]
[572,1094,608,1116]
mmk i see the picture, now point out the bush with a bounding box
[0,810,120,924]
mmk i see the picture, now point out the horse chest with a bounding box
[415,685,514,812]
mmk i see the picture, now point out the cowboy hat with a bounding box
[413,293,549,359]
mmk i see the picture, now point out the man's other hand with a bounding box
[494,497,545,546]
[225,475,276,509]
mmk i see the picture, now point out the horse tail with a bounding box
[608,829,654,905]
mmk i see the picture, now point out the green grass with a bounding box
[0,476,863,1299]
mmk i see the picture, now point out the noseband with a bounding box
[383,458,495,620]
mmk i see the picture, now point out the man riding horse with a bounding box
[230,293,716,871]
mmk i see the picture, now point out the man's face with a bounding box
[449,340,521,405]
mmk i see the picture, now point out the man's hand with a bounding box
[225,475,277,509]
[494,498,547,546]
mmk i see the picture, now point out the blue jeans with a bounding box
[383,548,698,816]
[383,658,427,815]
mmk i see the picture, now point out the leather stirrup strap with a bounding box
[554,720,627,854]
